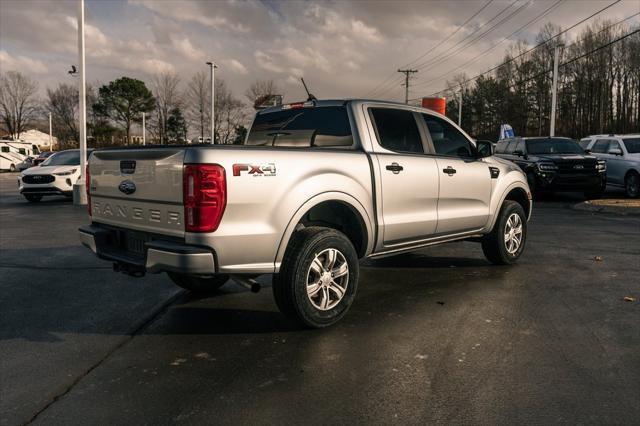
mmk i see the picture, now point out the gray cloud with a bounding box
[1,0,638,103]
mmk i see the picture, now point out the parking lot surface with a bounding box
[1,172,639,425]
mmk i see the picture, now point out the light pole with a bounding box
[48,112,53,151]
[73,0,88,205]
[206,61,217,144]
[550,44,563,137]
[142,112,146,146]
[458,90,463,127]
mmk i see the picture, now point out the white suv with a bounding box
[580,134,640,198]
[19,149,90,202]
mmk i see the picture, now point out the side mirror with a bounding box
[608,148,623,156]
[584,149,591,154]
[512,150,524,157]
[476,140,493,158]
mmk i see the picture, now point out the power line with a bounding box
[410,27,639,103]
[413,0,529,71]
[374,0,527,100]
[408,0,631,100]
[363,0,495,98]
[363,0,505,99]
[402,0,496,69]
[410,0,564,90]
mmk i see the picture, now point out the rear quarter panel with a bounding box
[184,146,374,273]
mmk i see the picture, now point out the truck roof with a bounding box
[258,99,417,115]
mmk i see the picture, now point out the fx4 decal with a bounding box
[233,163,276,177]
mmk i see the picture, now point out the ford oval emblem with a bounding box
[118,180,136,195]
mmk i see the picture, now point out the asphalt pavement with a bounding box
[1,172,639,425]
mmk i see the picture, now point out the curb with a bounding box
[573,201,640,216]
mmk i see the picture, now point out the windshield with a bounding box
[623,138,640,154]
[41,150,80,166]
[526,138,583,155]
[246,106,353,147]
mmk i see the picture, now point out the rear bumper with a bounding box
[78,224,216,275]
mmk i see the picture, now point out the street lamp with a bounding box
[206,61,217,144]
[73,0,88,205]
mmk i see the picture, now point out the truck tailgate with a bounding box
[89,148,185,237]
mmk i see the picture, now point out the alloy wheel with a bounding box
[306,248,349,311]
[504,213,523,255]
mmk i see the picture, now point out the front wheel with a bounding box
[273,226,358,328]
[482,200,527,265]
[625,172,639,198]
[167,272,229,293]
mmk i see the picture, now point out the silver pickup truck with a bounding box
[79,99,532,327]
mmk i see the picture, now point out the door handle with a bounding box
[443,166,457,176]
[386,162,404,174]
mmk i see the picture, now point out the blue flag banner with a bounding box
[499,124,514,140]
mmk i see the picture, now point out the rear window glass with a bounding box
[623,138,640,153]
[370,108,423,154]
[246,106,353,148]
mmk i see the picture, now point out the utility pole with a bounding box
[142,112,146,146]
[458,90,463,127]
[73,0,87,205]
[398,69,417,104]
[206,61,217,144]
[550,44,561,137]
[48,112,53,151]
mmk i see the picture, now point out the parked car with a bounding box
[32,151,55,166]
[79,99,532,328]
[495,136,606,198]
[19,149,92,202]
[579,134,640,198]
[16,156,35,171]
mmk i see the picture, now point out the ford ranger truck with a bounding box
[79,100,532,328]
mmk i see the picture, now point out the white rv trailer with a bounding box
[0,140,40,171]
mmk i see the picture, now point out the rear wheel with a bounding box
[167,272,229,293]
[625,172,639,198]
[273,226,358,328]
[482,200,527,265]
[24,194,42,202]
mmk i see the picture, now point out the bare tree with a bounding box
[245,79,281,107]
[0,71,39,139]
[152,72,182,144]
[185,71,210,141]
[47,83,79,145]
[216,79,247,144]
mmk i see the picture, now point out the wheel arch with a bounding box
[488,183,532,231]
[274,192,374,272]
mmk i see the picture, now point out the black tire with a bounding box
[273,226,359,328]
[482,200,527,265]
[9,164,16,172]
[167,272,229,293]
[24,194,42,202]
[625,172,639,198]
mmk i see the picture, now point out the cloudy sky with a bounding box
[1,0,638,104]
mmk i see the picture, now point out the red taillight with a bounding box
[183,164,226,233]
[86,164,91,216]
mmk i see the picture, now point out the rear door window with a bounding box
[370,108,424,154]
[246,105,353,148]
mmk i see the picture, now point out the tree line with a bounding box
[0,70,281,149]
[438,19,640,140]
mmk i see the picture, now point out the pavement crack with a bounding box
[22,290,185,425]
